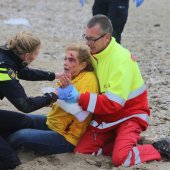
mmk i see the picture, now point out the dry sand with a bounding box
[0,0,170,169]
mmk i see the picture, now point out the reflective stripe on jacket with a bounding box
[0,68,18,81]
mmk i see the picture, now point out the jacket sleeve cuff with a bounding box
[48,72,55,81]
[43,92,58,105]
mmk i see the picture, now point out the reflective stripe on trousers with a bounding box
[91,148,103,156]
[90,113,149,129]
[123,146,141,167]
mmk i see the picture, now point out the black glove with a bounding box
[44,92,58,105]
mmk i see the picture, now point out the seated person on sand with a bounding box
[7,44,99,154]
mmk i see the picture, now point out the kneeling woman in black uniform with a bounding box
[0,32,58,169]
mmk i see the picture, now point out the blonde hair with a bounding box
[6,32,41,56]
[65,44,94,72]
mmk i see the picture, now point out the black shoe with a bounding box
[152,138,170,159]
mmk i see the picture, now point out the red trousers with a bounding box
[75,119,161,167]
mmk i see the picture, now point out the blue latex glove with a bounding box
[66,86,79,103]
[57,84,79,103]
[133,0,144,7]
[79,0,86,6]
[57,84,72,100]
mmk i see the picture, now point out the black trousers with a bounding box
[0,109,34,170]
[92,0,129,43]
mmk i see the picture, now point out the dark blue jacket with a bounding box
[0,46,57,113]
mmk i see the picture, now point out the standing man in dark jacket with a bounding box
[92,0,144,43]
[0,32,59,169]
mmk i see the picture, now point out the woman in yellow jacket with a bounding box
[7,44,99,154]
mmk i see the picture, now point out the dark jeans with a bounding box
[92,0,129,43]
[0,109,34,170]
[7,114,75,154]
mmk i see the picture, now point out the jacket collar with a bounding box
[71,72,87,84]
[92,37,117,62]
[0,44,27,70]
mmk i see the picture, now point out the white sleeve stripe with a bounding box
[87,93,97,112]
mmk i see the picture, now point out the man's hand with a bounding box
[133,0,144,7]
[57,84,79,103]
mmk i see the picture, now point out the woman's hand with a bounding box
[55,72,71,87]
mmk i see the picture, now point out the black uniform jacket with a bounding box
[0,46,56,113]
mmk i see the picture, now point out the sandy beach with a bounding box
[0,0,170,169]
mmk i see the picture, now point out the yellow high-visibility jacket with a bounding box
[79,38,150,132]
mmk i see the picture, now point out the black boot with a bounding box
[2,153,21,170]
[0,136,21,170]
[152,138,170,160]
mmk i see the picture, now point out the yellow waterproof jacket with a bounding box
[46,71,99,146]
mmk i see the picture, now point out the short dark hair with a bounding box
[87,14,113,35]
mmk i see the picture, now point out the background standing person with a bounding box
[7,44,99,155]
[57,14,170,167]
[92,0,144,43]
[0,32,61,169]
